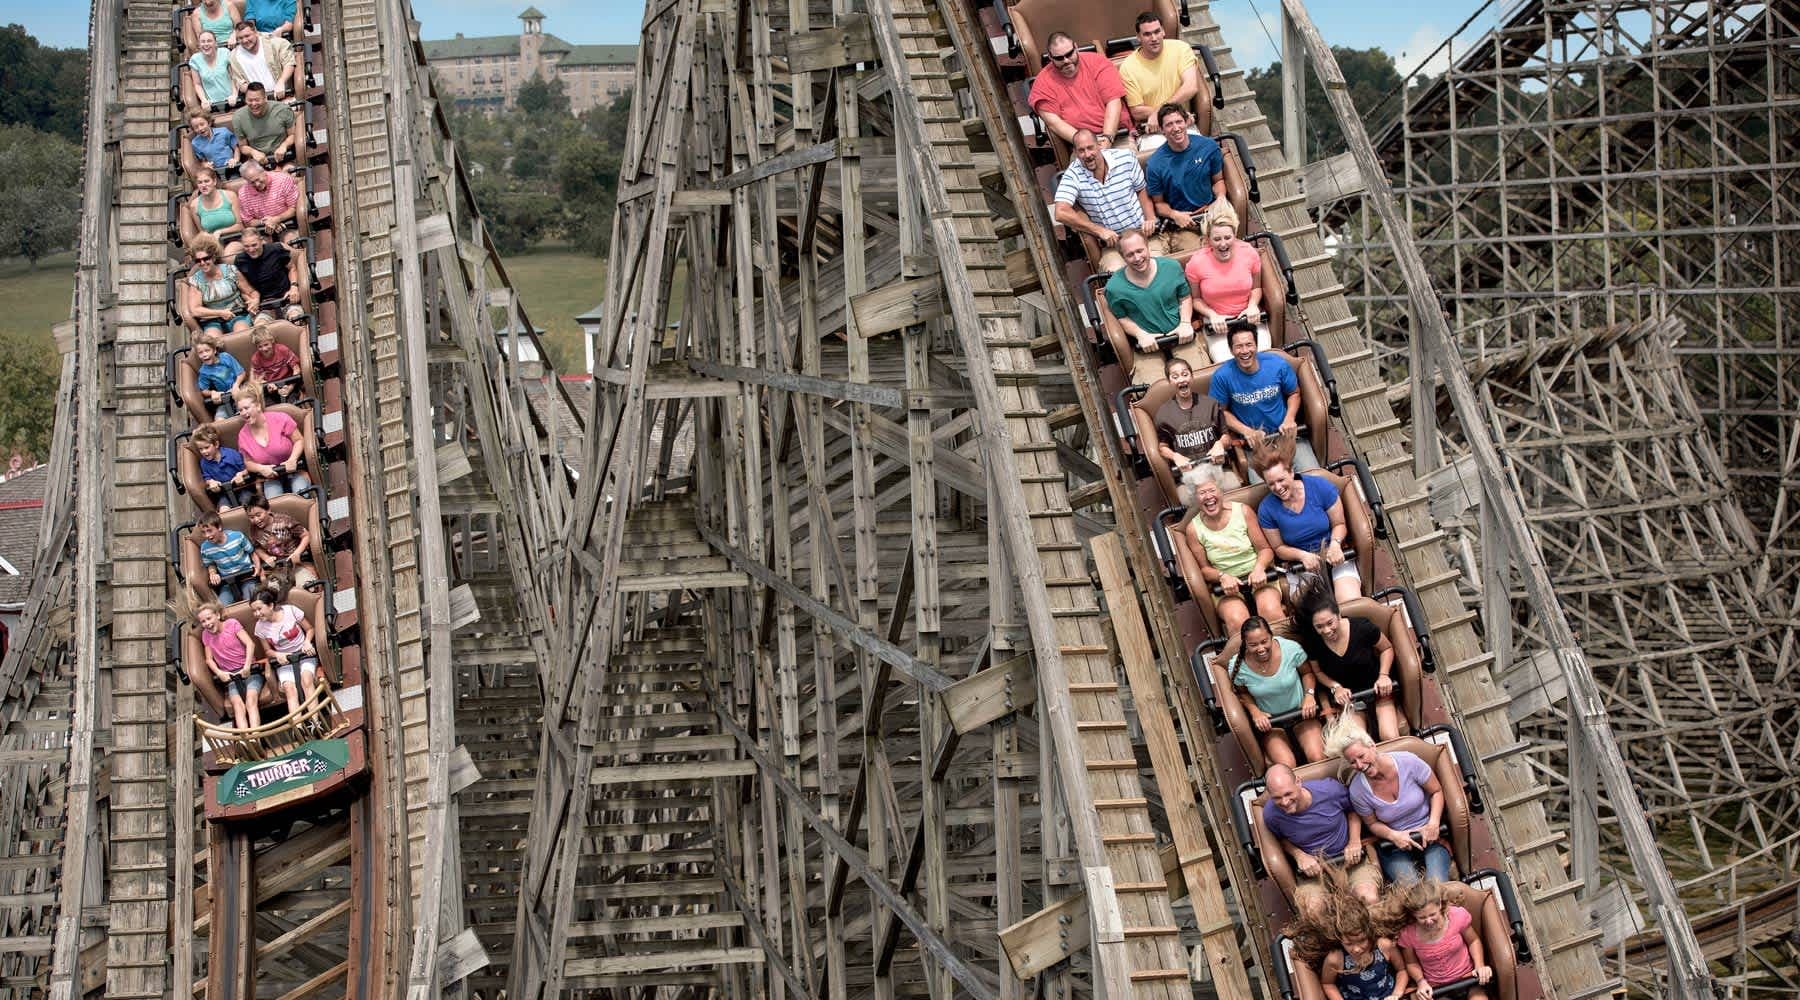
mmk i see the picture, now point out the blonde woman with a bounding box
[1182,462,1283,633]
[1185,204,1271,362]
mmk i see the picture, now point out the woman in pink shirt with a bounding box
[232,386,311,497]
[1185,204,1269,362]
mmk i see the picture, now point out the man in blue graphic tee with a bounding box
[1145,103,1225,246]
[1208,325,1320,476]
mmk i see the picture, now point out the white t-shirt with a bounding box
[233,44,278,89]
[254,604,309,656]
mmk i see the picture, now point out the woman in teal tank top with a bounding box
[188,31,237,107]
[186,168,244,252]
[191,0,237,49]
[1226,617,1326,767]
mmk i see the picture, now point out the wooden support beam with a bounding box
[1094,533,1252,996]
[781,14,878,73]
[565,948,767,977]
[698,525,955,692]
[850,275,946,338]
[688,359,904,407]
[942,652,1035,734]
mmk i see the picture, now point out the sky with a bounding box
[2,0,1496,79]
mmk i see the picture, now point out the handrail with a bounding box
[1375,585,1436,673]
[1217,131,1260,203]
[1194,43,1224,109]
[196,675,340,763]
[1328,454,1388,539]
[1244,229,1300,306]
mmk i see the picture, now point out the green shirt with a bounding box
[1231,636,1308,716]
[1105,257,1188,338]
[233,101,295,156]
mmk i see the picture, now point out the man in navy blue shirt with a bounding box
[1208,325,1319,475]
[1145,103,1225,250]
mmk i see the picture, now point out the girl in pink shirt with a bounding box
[197,601,263,729]
[1396,880,1491,1000]
[232,387,312,497]
[1185,206,1269,362]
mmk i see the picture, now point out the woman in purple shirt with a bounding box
[1327,719,1450,883]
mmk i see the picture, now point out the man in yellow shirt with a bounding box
[1119,13,1203,155]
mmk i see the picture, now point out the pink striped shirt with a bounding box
[238,169,298,224]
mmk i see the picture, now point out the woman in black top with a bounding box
[1292,576,1400,740]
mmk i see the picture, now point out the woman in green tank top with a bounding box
[191,0,238,50]
[185,168,244,252]
[1183,463,1284,633]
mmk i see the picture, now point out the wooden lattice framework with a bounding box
[1416,317,1800,987]
[1328,0,1800,608]
[1314,0,1800,983]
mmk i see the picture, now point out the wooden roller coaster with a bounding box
[0,0,1790,997]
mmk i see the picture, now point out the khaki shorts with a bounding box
[1128,336,1211,386]
[1292,854,1383,908]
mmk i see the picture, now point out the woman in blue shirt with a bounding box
[188,31,238,107]
[1253,447,1362,602]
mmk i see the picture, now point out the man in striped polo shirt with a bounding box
[198,513,259,604]
[1053,129,1187,271]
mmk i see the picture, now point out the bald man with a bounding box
[1262,763,1383,911]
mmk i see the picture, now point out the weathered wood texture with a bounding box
[104,4,180,996]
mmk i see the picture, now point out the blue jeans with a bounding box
[209,483,258,510]
[214,572,256,604]
[200,314,251,334]
[1376,839,1452,883]
[260,469,312,498]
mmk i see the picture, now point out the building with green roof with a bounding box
[422,8,637,114]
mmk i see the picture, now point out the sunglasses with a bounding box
[1047,50,1078,63]
[193,255,214,263]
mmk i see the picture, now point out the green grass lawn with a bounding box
[493,247,607,373]
[495,247,686,374]
[0,252,77,354]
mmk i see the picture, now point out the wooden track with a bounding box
[104,3,181,995]
[868,0,1193,992]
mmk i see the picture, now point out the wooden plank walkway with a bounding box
[103,3,181,996]
[866,1,1198,993]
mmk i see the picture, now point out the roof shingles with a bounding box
[0,466,51,607]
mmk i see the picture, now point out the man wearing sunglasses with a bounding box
[1029,31,1127,148]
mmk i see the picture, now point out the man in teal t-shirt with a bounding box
[1104,230,1205,384]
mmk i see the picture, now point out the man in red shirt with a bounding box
[1029,31,1126,147]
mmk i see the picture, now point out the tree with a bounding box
[0,125,81,266]
[555,134,620,255]
[0,332,58,460]
[0,25,88,142]
[515,73,571,117]
[1246,46,1405,158]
